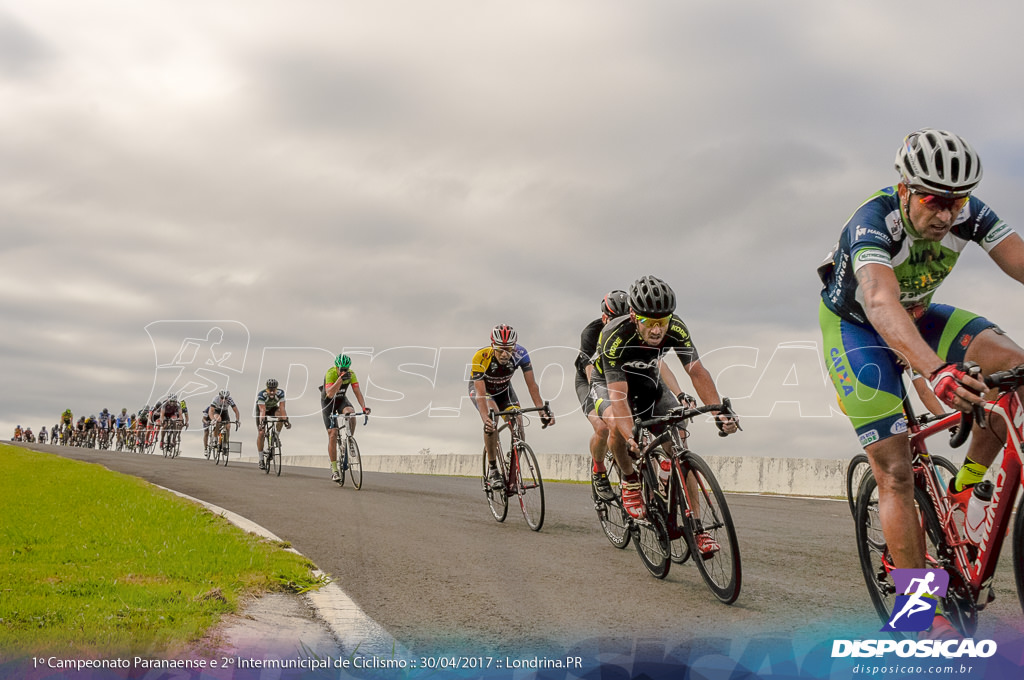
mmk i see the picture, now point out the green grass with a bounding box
[0,444,323,657]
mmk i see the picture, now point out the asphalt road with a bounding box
[22,442,1024,659]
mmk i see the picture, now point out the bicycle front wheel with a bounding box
[595,459,630,549]
[514,442,544,531]
[270,431,282,476]
[681,453,741,604]
[482,448,508,522]
[348,438,362,489]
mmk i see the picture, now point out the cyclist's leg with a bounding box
[921,305,1024,473]
[470,382,502,465]
[580,376,615,499]
[822,301,921,568]
[322,398,342,480]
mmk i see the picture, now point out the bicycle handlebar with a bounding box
[633,397,740,439]
[487,402,553,429]
[331,411,370,427]
[984,363,1024,392]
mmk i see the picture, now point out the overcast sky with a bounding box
[5,1,1024,464]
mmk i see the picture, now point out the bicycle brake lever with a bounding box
[965,363,986,430]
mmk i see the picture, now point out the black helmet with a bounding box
[629,275,676,317]
[601,290,629,319]
[266,378,279,390]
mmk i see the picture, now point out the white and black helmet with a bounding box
[895,128,982,197]
[629,275,676,317]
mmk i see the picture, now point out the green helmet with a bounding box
[335,354,352,370]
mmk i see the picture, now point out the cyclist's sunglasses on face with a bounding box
[493,344,515,354]
[910,188,969,213]
[635,314,672,329]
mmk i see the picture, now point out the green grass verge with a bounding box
[0,444,323,657]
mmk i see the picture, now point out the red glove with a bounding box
[928,363,980,409]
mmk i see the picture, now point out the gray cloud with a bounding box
[5,1,1024,460]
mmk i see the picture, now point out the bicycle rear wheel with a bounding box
[594,459,630,549]
[514,442,544,531]
[681,453,741,603]
[348,438,362,489]
[482,448,508,522]
[633,492,671,579]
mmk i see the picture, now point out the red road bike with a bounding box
[855,363,1024,635]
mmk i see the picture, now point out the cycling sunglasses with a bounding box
[909,188,969,213]
[635,314,672,329]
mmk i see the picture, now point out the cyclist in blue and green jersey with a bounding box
[818,128,1024,639]
[321,354,370,483]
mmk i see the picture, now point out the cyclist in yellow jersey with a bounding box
[320,354,370,483]
[470,324,554,489]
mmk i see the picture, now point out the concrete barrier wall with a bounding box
[260,453,850,498]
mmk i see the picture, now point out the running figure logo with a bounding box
[881,569,949,632]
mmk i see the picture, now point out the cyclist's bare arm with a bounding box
[325,373,348,400]
[350,382,369,413]
[989,233,1024,283]
[473,378,494,431]
[857,263,985,407]
[522,368,553,424]
[858,263,946,377]
[679,358,736,433]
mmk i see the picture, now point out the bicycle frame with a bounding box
[635,407,721,541]
[486,404,549,497]
[908,389,1024,609]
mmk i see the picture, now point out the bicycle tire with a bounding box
[514,441,544,531]
[482,448,508,522]
[846,453,870,518]
[633,493,671,579]
[927,455,959,493]
[348,438,363,489]
[594,459,630,549]
[270,430,282,476]
[853,471,975,635]
[681,453,741,602]
[263,429,273,475]
[1014,493,1024,618]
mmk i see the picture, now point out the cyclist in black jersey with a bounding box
[592,275,737,526]
[471,324,554,489]
[256,378,290,470]
[576,290,631,500]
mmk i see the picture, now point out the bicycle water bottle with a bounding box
[658,457,672,491]
[965,480,995,544]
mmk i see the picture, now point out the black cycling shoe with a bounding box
[592,471,616,501]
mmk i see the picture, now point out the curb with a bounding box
[160,485,407,657]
